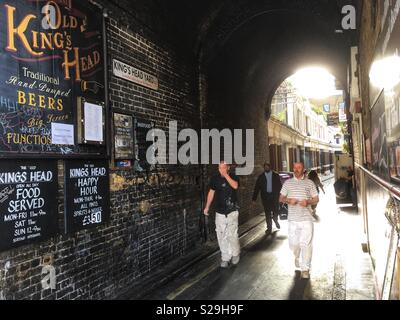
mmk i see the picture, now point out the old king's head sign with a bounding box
[0,0,106,157]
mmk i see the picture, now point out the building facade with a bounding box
[269,80,342,173]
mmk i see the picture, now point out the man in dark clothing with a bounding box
[252,163,283,234]
[345,166,356,206]
[204,162,240,268]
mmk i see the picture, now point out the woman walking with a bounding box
[307,170,325,215]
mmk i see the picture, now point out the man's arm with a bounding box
[272,172,282,194]
[275,173,283,193]
[252,176,261,202]
[203,190,215,216]
[299,181,320,207]
[280,194,298,205]
[308,196,319,206]
[223,173,239,190]
[299,196,319,207]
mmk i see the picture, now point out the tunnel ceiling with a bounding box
[160,0,357,100]
[124,1,359,83]
[156,1,358,58]
[125,0,359,122]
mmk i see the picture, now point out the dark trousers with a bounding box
[263,195,279,230]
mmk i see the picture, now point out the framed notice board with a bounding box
[76,97,106,146]
[64,159,110,233]
[113,112,134,160]
[0,160,58,252]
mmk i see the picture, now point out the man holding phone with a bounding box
[204,161,240,268]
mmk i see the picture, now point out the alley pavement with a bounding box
[142,180,376,300]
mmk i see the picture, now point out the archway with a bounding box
[198,5,354,221]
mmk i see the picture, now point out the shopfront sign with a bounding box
[0,0,105,157]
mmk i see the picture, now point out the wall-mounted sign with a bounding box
[64,160,110,233]
[113,59,158,90]
[339,102,347,122]
[327,113,339,126]
[0,160,58,252]
[115,160,132,168]
[114,113,134,160]
[0,1,105,157]
[134,119,155,172]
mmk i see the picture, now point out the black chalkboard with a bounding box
[0,0,106,157]
[0,160,58,252]
[64,160,110,233]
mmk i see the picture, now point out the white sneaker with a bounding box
[231,255,240,265]
[220,261,229,268]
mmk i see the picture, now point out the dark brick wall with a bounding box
[0,0,202,300]
[0,0,282,300]
[358,0,383,140]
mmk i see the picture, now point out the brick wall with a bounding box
[0,0,288,300]
[358,0,383,139]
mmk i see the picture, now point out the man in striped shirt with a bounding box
[279,162,319,279]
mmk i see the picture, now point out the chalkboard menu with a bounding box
[114,113,134,159]
[0,0,106,157]
[0,160,58,252]
[64,160,110,233]
[134,119,155,172]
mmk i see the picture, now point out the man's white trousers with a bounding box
[215,211,240,262]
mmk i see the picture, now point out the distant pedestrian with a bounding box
[344,166,356,206]
[279,162,319,279]
[307,170,325,215]
[204,161,240,268]
[252,163,282,235]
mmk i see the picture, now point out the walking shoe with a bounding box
[265,229,272,235]
[231,255,240,265]
[220,261,229,268]
[275,221,281,229]
[301,270,310,279]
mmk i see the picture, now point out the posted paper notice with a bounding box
[51,123,74,145]
[84,102,103,142]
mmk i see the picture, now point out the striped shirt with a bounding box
[280,176,319,222]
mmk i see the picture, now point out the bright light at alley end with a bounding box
[370,55,400,89]
[288,67,342,99]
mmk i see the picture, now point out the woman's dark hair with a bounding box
[308,170,319,181]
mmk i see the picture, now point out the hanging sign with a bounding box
[327,113,339,126]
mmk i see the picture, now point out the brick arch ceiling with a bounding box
[190,0,358,120]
